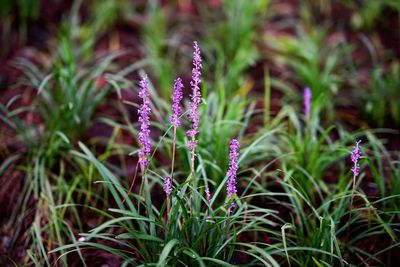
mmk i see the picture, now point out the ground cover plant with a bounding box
[0,0,399,266]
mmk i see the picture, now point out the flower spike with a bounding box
[138,75,151,170]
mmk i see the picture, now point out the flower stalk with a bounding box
[350,140,361,212]
[123,76,151,204]
[164,176,173,217]
[170,77,183,178]
[187,41,202,213]
[138,76,151,201]
[163,77,184,227]
[226,139,240,215]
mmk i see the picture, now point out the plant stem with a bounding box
[224,214,230,260]
[190,136,196,179]
[167,126,177,234]
[348,171,357,239]
[138,165,146,215]
[167,196,171,237]
[190,135,196,216]
[142,167,146,202]
[122,161,139,204]
[350,172,356,213]
[170,126,177,178]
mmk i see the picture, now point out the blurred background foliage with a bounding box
[0,0,399,266]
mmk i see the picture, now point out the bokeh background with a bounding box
[1,0,399,266]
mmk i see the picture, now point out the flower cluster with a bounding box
[304,87,311,120]
[138,76,151,169]
[163,176,173,197]
[187,41,202,150]
[351,140,362,177]
[226,139,240,214]
[136,43,242,216]
[170,77,184,128]
[135,43,204,203]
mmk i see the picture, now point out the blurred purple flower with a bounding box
[138,75,151,169]
[226,139,240,214]
[170,77,184,128]
[187,41,202,150]
[164,176,173,197]
[351,140,362,178]
[205,187,211,203]
[304,87,311,120]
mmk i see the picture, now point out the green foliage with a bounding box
[363,62,400,127]
[88,0,133,33]
[6,23,124,164]
[344,0,400,30]
[141,0,175,99]
[366,133,400,216]
[52,141,280,266]
[0,0,41,47]
[264,27,346,121]
[0,9,129,266]
[275,106,348,201]
[201,0,269,98]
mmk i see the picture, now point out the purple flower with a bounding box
[138,76,151,169]
[170,77,184,128]
[164,176,173,197]
[226,139,240,214]
[304,87,311,119]
[205,187,211,203]
[351,140,362,177]
[187,41,202,150]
